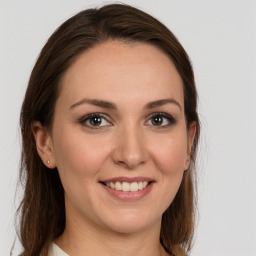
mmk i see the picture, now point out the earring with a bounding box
[47,160,50,164]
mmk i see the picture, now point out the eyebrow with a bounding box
[144,99,181,110]
[69,98,181,110]
[70,99,117,110]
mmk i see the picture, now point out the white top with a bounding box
[48,243,69,256]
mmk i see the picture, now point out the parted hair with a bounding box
[18,3,200,256]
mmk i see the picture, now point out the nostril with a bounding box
[112,134,148,169]
[115,158,146,170]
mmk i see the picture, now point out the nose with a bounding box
[112,125,148,170]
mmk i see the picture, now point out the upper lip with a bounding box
[100,176,154,183]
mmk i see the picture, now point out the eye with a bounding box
[79,113,111,129]
[146,113,176,127]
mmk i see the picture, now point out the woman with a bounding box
[18,3,200,256]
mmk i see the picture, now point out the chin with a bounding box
[100,210,161,234]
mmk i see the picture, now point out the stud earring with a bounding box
[47,160,50,164]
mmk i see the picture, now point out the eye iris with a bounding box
[90,116,102,126]
[152,116,163,125]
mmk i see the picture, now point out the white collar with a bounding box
[48,243,69,256]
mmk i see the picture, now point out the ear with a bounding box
[184,121,196,170]
[31,121,56,169]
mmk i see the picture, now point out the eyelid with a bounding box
[78,112,176,129]
[78,113,112,129]
[145,112,176,127]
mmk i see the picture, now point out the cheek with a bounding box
[52,129,111,179]
[149,133,188,174]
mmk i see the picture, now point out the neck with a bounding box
[56,213,169,256]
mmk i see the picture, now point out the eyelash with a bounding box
[146,112,176,127]
[78,112,176,129]
[78,113,111,129]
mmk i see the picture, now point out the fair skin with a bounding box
[33,41,196,256]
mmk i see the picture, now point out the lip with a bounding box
[99,176,155,201]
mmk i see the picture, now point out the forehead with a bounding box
[58,40,184,108]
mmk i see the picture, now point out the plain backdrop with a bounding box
[0,0,255,255]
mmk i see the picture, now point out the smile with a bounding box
[99,176,154,201]
[103,181,149,192]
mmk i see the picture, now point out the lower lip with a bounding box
[100,182,154,201]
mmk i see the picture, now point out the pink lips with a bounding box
[99,176,154,201]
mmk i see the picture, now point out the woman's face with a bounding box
[45,41,195,234]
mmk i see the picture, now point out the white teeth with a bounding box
[110,182,115,189]
[130,182,138,192]
[105,181,149,192]
[122,182,130,192]
[115,181,122,191]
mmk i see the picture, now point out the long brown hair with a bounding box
[18,3,200,256]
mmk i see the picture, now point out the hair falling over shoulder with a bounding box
[17,3,200,256]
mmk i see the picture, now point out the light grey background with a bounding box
[0,0,255,255]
